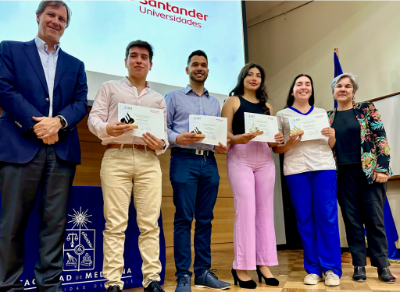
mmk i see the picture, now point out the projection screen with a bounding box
[0,0,247,104]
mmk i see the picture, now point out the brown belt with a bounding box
[106,144,154,151]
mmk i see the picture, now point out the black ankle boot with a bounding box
[378,268,396,284]
[256,266,279,286]
[353,266,366,282]
[231,269,257,289]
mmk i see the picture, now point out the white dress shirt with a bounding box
[34,36,68,128]
[35,36,59,118]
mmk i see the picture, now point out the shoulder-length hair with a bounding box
[229,63,270,114]
[285,74,315,108]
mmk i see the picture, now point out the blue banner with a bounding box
[333,51,343,109]
[384,198,400,261]
[1,186,165,291]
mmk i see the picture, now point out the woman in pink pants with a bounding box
[222,63,284,289]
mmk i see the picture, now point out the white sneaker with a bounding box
[325,270,340,287]
[304,274,322,285]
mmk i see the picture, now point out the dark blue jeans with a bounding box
[169,151,220,278]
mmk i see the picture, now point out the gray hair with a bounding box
[36,0,72,28]
[331,73,359,94]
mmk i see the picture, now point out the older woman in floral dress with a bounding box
[328,73,395,284]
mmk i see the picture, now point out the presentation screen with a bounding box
[0,1,246,101]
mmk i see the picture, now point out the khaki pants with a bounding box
[100,148,162,289]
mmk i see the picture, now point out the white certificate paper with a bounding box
[288,113,329,141]
[118,103,164,139]
[188,115,228,147]
[244,112,279,143]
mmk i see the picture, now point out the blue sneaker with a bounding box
[175,274,191,292]
[195,270,231,290]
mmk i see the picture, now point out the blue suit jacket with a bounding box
[0,39,88,164]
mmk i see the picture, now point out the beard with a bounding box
[189,71,208,83]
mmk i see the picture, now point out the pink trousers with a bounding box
[227,141,278,270]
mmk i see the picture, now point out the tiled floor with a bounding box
[162,243,400,292]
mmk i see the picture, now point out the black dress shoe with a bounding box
[256,266,279,286]
[231,269,257,289]
[145,281,165,292]
[107,285,122,292]
[378,268,396,284]
[352,266,366,282]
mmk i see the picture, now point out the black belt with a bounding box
[171,147,214,157]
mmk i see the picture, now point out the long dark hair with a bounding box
[229,63,270,114]
[285,74,315,108]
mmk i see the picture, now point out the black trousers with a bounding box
[337,163,389,268]
[0,146,76,292]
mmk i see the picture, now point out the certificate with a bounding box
[118,103,164,139]
[244,112,279,143]
[288,113,329,141]
[189,115,228,147]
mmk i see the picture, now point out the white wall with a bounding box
[247,1,400,111]
[374,95,400,176]
[246,1,400,247]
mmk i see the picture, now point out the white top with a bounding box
[276,107,336,176]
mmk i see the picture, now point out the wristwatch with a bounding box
[57,115,67,129]
[161,139,167,150]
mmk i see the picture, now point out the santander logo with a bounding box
[137,0,208,28]
[139,1,208,21]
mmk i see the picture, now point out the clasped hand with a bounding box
[32,116,62,145]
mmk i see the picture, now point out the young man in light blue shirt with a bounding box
[165,50,230,292]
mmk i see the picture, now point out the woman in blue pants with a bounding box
[273,74,342,286]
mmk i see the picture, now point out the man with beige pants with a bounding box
[88,40,168,292]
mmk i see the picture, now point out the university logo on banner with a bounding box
[63,208,95,272]
[13,186,165,291]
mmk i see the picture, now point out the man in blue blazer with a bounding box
[0,1,88,291]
